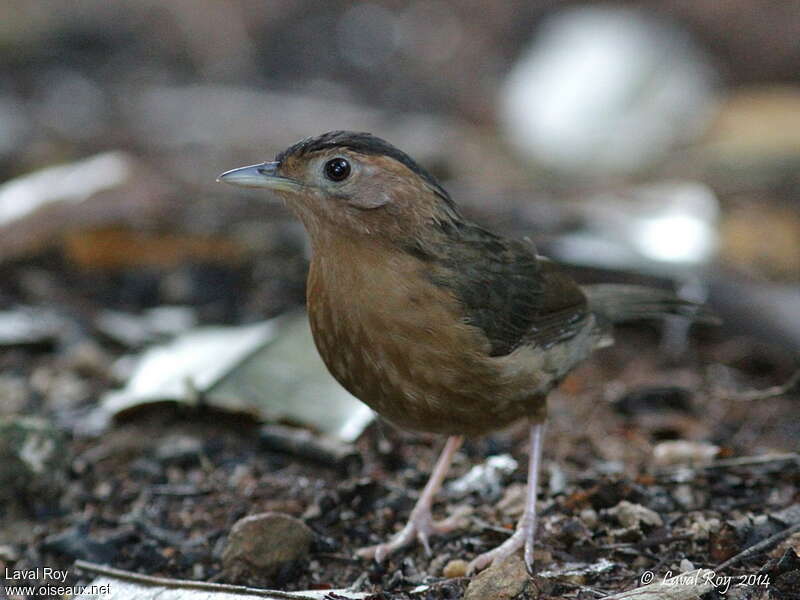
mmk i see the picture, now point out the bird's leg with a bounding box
[358,435,465,562]
[468,420,546,574]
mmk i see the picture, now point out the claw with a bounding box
[418,529,431,556]
[467,527,528,574]
[357,507,466,561]
[356,436,465,562]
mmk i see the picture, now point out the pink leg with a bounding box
[468,421,545,574]
[358,435,465,562]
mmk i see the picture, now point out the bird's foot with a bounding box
[357,505,470,562]
[467,516,536,574]
[468,421,545,574]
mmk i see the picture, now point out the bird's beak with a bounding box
[216,162,302,192]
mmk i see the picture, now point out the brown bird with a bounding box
[218,131,709,573]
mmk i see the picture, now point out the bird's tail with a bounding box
[582,284,718,325]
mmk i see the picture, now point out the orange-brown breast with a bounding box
[306,235,553,436]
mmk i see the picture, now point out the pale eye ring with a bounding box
[324,157,351,182]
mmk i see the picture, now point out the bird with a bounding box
[218,131,711,573]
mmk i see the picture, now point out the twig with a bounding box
[657,452,799,477]
[548,579,608,598]
[73,560,319,599]
[314,553,361,563]
[599,534,693,551]
[470,517,515,535]
[703,452,800,469]
[715,522,800,572]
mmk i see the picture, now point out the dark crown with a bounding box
[275,131,453,206]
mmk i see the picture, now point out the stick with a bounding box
[73,560,318,600]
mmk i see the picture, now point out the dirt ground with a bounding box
[3,312,799,598]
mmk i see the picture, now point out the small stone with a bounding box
[548,463,566,495]
[30,368,90,411]
[222,512,313,580]
[689,515,721,541]
[464,553,529,600]
[0,375,28,416]
[652,440,719,466]
[93,481,113,500]
[0,544,19,562]
[673,484,697,510]
[155,434,203,466]
[606,500,663,529]
[443,559,469,578]
[62,340,112,377]
[446,454,517,499]
[579,507,598,528]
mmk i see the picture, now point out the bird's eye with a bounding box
[324,158,351,182]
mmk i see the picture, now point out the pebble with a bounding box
[446,454,517,500]
[0,544,19,562]
[0,375,28,415]
[689,515,721,541]
[673,484,698,510]
[222,512,313,579]
[606,500,663,529]
[155,434,203,466]
[464,553,529,600]
[61,340,112,377]
[442,559,469,578]
[652,440,720,466]
[579,507,598,528]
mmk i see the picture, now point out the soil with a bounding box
[2,310,799,599]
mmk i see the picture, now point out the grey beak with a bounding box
[217,161,302,191]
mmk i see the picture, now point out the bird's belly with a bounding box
[308,295,556,436]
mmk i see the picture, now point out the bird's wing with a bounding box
[426,224,590,357]
[521,257,592,350]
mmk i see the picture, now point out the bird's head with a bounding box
[218,131,461,243]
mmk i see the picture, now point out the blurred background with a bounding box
[1,0,798,330]
[1,1,799,593]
